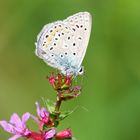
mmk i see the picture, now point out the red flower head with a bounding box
[55,129,72,139]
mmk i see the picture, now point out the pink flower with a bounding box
[55,129,72,139]
[0,112,31,140]
[47,73,73,91]
[48,74,55,86]
[44,128,56,140]
[71,86,81,96]
[29,128,56,140]
[32,102,51,130]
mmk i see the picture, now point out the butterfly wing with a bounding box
[64,12,92,68]
[35,12,92,75]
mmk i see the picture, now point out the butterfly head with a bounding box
[78,66,84,75]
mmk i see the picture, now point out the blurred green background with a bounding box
[0,0,140,140]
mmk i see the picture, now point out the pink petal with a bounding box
[22,112,30,128]
[0,121,15,134]
[45,128,56,139]
[40,108,49,118]
[74,86,81,91]
[10,113,22,128]
[8,134,21,140]
[24,129,31,136]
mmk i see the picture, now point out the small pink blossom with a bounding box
[0,112,31,140]
[71,86,81,96]
[32,102,50,130]
[55,128,72,139]
[47,73,73,91]
[29,128,56,140]
[48,74,55,86]
[44,128,56,140]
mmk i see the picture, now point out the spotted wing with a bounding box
[35,12,92,75]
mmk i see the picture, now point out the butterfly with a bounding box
[35,12,92,76]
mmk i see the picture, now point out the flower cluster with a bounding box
[48,73,81,101]
[0,73,80,140]
[0,102,72,140]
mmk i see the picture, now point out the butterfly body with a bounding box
[35,12,92,76]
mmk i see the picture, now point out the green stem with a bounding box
[55,92,62,113]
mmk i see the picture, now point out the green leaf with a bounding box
[43,124,48,131]
[58,107,78,121]
[42,98,55,113]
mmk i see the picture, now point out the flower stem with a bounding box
[55,92,62,113]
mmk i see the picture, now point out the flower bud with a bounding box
[55,129,72,139]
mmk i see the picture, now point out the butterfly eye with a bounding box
[78,67,84,75]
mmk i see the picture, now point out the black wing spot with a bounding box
[50,47,53,50]
[68,37,70,40]
[41,51,46,54]
[60,54,63,57]
[65,52,67,55]
[73,53,76,55]
[78,37,82,40]
[84,28,87,30]
[50,30,53,32]
[51,54,54,57]
[62,32,64,35]
[55,38,58,40]
[46,35,49,38]
[76,25,79,28]
[59,25,62,27]
[72,28,76,31]
[80,25,83,28]
[58,34,60,36]
[54,43,56,46]
[73,43,76,46]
